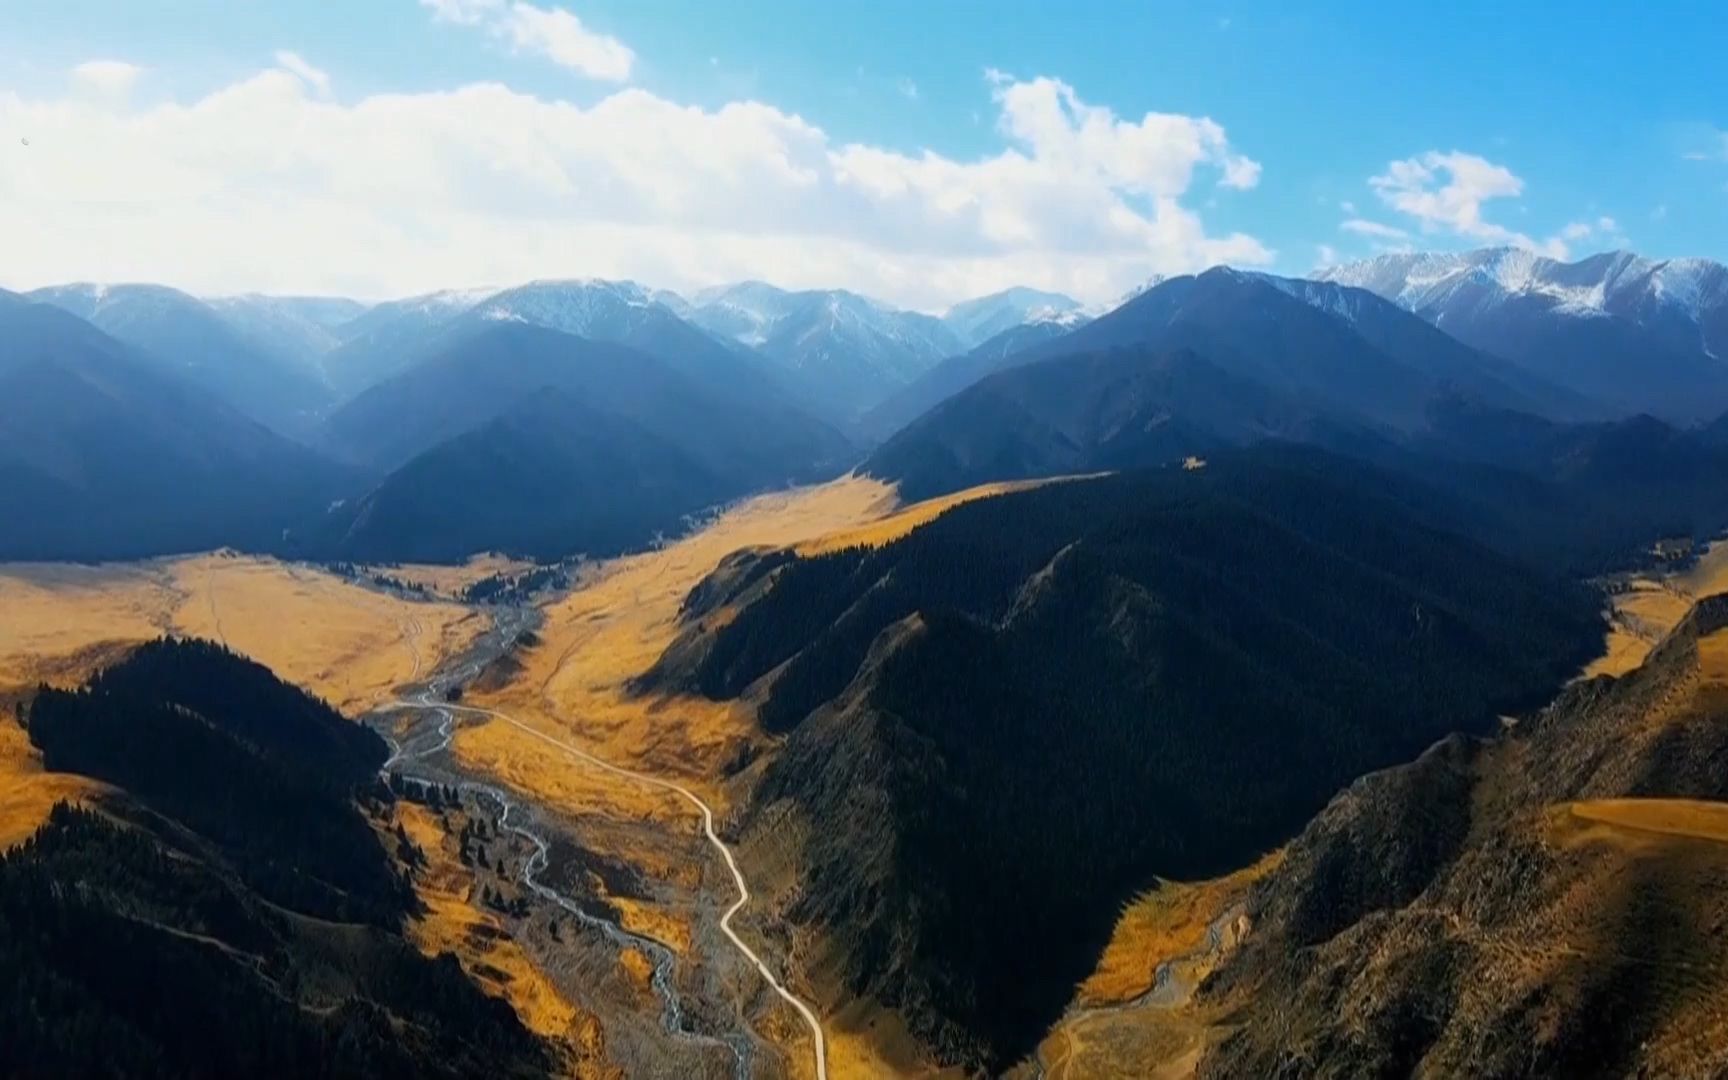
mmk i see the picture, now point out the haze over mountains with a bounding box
[7,246,1728,567]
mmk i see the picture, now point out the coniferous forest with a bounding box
[0,640,553,1080]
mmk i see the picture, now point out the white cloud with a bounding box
[1370,150,1527,243]
[273,51,330,96]
[0,64,1266,308]
[423,0,633,81]
[1364,149,1612,259]
[498,3,634,81]
[1556,215,1625,248]
[1340,218,1409,240]
[420,0,505,25]
[70,60,143,100]
[897,77,919,101]
[1314,243,1339,270]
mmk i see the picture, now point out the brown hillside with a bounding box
[1193,593,1728,1079]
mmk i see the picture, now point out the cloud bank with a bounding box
[0,47,1265,307]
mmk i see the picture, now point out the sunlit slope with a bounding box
[0,553,481,713]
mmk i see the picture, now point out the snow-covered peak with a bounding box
[29,281,204,320]
[942,286,1082,349]
[469,279,689,340]
[383,285,501,318]
[1315,246,1726,324]
[1091,274,1169,316]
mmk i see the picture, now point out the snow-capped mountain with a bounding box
[27,282,335,436]
[471,279,687,339]
[455,279,812,412]
[941,287,1083,349]
[1316,248,1728,420]
[204,294,369,372]
[689,282,964,417]
[1095,274,1170,315]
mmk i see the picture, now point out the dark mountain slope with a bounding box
[865,331,1728,574]
[866,347,1313,501]
[0,294,360,561]
[858,316,1085,442]
[325,389,728,562]
[4,640,551,1078]
[29,283,335,438]
[320,288,489,399]
[1196,593,1728,1079]
[1015,268,1574,426]
[652,448,1602,1070]
[28,639,407,925]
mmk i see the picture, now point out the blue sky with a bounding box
[1,0,1723,307]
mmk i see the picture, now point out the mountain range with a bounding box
[1317,247,1728,421]
[9,246,1728,566]
[0,290,356,561]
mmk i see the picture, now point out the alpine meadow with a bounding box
[4,3,1728,1078]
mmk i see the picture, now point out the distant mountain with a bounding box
[324,389,726,562]
[868,347,1312,499]
[205,293,369,373]
[940,286,1082,349]
[1317,247,1728,420]
[689,282,964,418]
[859,309,1091,442]
[1013,268,1579,427]
[324,321,848,475]
[462,279,791,401]
[1196,592,1728,1079]
[28,283,336,438]
[647,447,1600,1071]
[866,267,1583,499]
[0,293,359,561]
[321,286,497,399]
[317,322,851,561]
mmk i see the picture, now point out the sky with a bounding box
[0,0,1723,310]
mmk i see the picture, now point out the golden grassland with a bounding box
[466,473,1077,800]
[365,554,536,599]
[1565,799,1728,844]
[457,474,1064,1077]
[792,477,1061,557]
[462,474,905,804]
[1076,850,1284,1008]
[396,801,590,1044]
[0,718,109,851]
[1012,851,1282,1080]
[0,553,483,714]
[1583,540,1728,679]
[822,998,968,1080]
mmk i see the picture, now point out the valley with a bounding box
[6,238,1728,1079]
[8,8,1728,1074]
[7,442,1728,1077]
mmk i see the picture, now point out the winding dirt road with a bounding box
[379,603,827,1080]
[399,695,829,1080]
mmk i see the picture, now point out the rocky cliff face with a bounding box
[1196,594,1728,1079]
